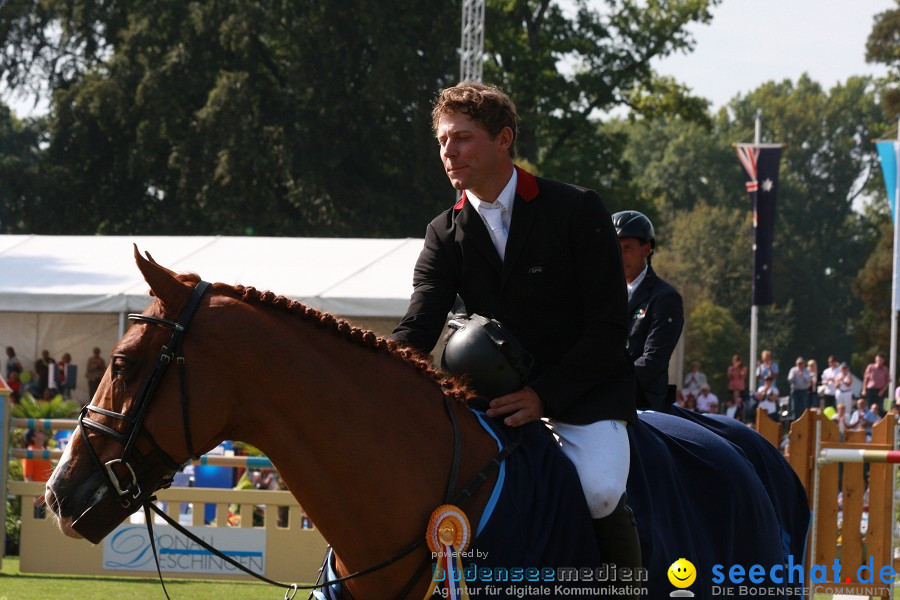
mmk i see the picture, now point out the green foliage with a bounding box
[866,1,900,116]
[0,103,42,233]
[684,300,747,395]
[0,0,720,237]
[6,458,23,554]
[12,392,80,419]
[483,0,718,197]
[853,221,894,358]
[623,74,886,377]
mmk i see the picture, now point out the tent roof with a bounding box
[0,235,424,317]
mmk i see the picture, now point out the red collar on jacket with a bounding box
[452,166,539,210]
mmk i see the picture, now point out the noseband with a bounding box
[77,281,211,509]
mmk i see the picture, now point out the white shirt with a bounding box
[627,264,649,301]
[467,169,517,238]
[821,366,838,395]
[696,391,719,413]
[758,398,777,415]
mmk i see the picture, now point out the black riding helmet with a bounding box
[440,314,534,399]
[612,210,656,256]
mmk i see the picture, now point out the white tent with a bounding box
[0,235,425,404]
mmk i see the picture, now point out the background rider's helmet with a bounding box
[440,314,534,399]
[611,210,656,256]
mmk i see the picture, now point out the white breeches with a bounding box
[543,418,630,519]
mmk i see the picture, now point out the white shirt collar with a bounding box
[467,169,517,229]
[627,264,649,301]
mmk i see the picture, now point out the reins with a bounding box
[86,279,521,599]
[141,393,521,599]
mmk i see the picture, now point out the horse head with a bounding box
[45,246,226,543]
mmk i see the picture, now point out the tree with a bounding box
[483,0,717,195]
[866,0,900,117]
[853,221,894,360]
[0,0,720,236]
[728,76,885,365]
[683,300,747,395]
[1,0,461,236]
[0,103,42,233]
[620,75,885,380]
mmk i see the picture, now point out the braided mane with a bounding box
[229,283,474,404]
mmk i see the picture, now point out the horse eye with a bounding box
[111,357,129,376]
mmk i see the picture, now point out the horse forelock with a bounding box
[229,284,476,404]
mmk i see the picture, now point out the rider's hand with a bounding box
[486,386,544,427]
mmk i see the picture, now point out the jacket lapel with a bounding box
[627,268,656,315]
[501,167,540,285]
[455,192,503,272]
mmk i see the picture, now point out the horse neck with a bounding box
[214,304,498,595]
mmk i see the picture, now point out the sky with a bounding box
[651,0,895,110]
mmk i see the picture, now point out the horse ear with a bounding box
[133,244,190,308]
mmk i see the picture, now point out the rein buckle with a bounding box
[105,459,141,499]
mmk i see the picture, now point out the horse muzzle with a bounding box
[71,491,144,544]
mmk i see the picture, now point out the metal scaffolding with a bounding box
[460,0,485,82]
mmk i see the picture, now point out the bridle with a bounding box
[71,278,520,599]
[76,280,211,514]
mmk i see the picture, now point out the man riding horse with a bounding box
[391,81,642,580]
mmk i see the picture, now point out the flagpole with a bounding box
[749,110,761,397]
[890,116,900,404]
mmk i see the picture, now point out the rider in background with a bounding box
[613,210,684,411]
[392,81,641,579]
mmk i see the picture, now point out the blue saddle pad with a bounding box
[629,410,789,599]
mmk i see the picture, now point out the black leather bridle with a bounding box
[76,280,211,515]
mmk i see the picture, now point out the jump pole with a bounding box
[813,433,900,588]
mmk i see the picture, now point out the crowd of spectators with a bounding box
[3,345,106,406]
[675,351,900,433]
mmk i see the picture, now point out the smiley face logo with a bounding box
[667,558,696,588]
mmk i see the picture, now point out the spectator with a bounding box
[757,390,779,420]
[724,391,745,421]
[787,357,812,419]
[683,394,698,412]
[34,350,55,395]
[85,347,106,400]
[755,375,779,403]
[820,355,840,409]
[835,363,854,415]
[695,384,719,414]
[55,352,76,398]
[862,353,890,411]
[870,402,884,422]
[683,361,707,399]
[727,354,748,404]
[22,429,53,518]
[7,370,21,403]
[832,403,850,436]
[807,359,820,409]
[5,346,23,378]
[848,398,878,441]
[756,349,779,388]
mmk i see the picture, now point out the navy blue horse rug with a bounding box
[316,409,794,599]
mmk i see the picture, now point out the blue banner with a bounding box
[876,140,899,221]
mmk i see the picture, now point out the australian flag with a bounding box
[736,144,783,306]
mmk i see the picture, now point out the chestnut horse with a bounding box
[46,249,804,599]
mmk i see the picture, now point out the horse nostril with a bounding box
[45,488,60,516]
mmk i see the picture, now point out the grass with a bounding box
[0,556,291,599]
